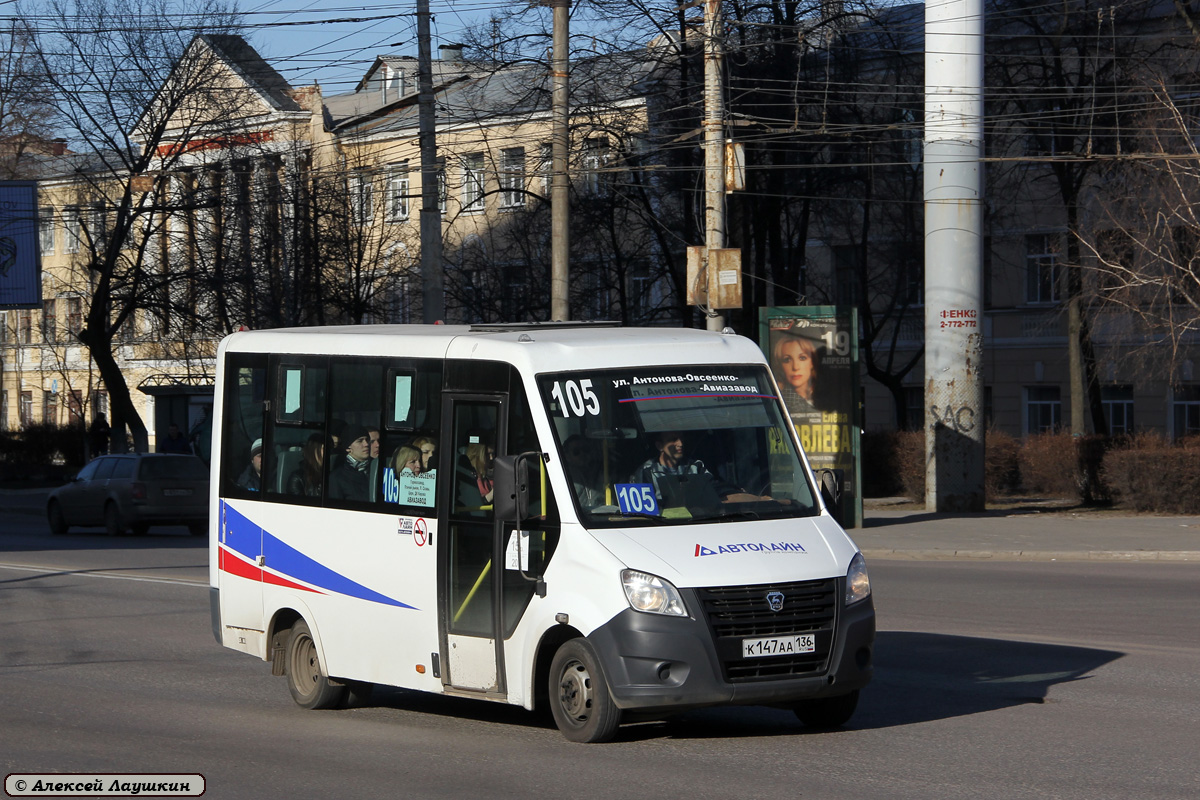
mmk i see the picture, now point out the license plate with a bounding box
[742,634,816,658]
[162,488,193,497]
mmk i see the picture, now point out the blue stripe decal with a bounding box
[221,500,418,610]
[221,501,261,560]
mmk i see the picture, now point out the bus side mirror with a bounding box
[818,468,844,527]
[494,452,538,521]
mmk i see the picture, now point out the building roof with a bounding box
[326,51,650,137]
[200,34,304,113]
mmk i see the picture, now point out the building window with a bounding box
[1172,385,1200,439]
[461,152,485,212]
[833,245,862,306]
[39,206,55,254]
[19,391,33,428]
[88,203,108,249]
[1026,234,1061,304]
[903,386,923,431]
[42,300,56,343]
[349,172,374,224]
[17,310,31,344]
[499,147,525,209]
[1101,385,1134,436]
[68,390,84,426]
[539,143,552,197]
[1025,386,1062,434]
[583,138,610,195]
[44,390,57,426]
[92,391,108,420]
[66,297,83,335]
[64,207,81,254]
[386,163,410,223]
[436,158,446,214]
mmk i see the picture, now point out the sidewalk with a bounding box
[855,498,1200,562]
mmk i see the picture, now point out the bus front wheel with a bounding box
[549,638,622,743]
[285,620,346,710]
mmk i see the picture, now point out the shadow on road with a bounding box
[350,630,1123,742]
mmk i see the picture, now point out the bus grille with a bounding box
[697,579,838,683]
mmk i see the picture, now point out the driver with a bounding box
[631,431,767,503]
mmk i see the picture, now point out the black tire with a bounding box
[285,619,347,710]
[104,502,126,536]
[47,501,68,535]
[548,638,622,743]
[793,689,860,730]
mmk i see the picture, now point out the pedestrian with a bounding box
[89,413,111,457]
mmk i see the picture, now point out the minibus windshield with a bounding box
[538,365,819,526]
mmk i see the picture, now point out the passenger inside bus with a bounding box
[329,426,371,501]
[455,437,495,512]
[237,439,264,492]
[286,433,325,498]
[563,435,605,510]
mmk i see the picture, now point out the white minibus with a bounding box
[208,323,874,742]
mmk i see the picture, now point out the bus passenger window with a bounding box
[381,435,437,508]
[327,360,385,508]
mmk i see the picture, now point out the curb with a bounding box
[862,548,1200,563]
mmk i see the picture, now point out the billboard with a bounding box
[0,181,42,309]
[759,306,861,528]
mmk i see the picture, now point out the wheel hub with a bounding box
[558,660,592,720]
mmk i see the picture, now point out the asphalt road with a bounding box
[1,516,1198,799]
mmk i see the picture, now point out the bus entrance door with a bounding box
[440,397,507,695]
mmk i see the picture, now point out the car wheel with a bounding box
[548,638,622,743]
[47,501,68,535]
[793,689,860,730]
[104,502,126,536]
[285,619,347,710]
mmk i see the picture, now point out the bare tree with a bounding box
[1082,81,1200,377]
[29,0,244,451]
[0,19,56,178]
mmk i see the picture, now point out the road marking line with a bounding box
[0,562,207,587]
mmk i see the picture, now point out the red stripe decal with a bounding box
[219,546,322,595]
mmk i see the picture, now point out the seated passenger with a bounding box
[237,439,263,492]
[328,426,371,501]
[563,435,605,509]
[392,444,423,477]
[455,439,494,510]
[287,433,325,497]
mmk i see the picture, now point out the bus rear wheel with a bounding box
[285,619,347,710]
[549,638,622,743]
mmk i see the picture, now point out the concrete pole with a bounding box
[703,0,725,331]
[550,0,570,321]
[924,0,985,511]
[417,0,445,323]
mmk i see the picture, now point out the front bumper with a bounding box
[587,590,874,714]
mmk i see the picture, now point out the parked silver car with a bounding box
[47,453,209,536]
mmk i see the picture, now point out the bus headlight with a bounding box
[845,552,871,606]
[622,570,688,617]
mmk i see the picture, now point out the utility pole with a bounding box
[702,0,725,331]
[417,0,444,323]
[923,0,985,511]
[549,0,570,321]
